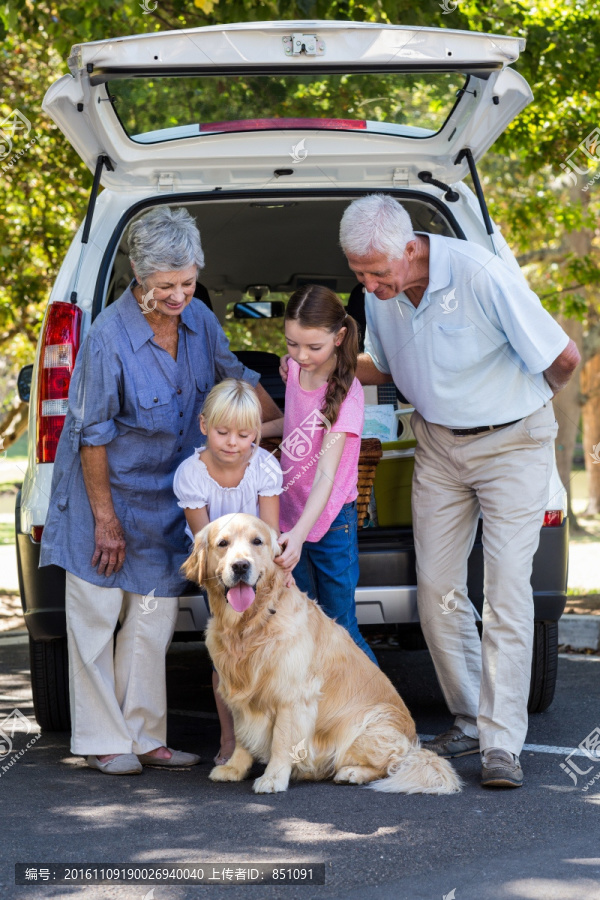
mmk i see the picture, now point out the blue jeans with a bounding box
[293,501,379,667]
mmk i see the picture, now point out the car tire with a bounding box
[528,621,558,714]
[29,636,71,731]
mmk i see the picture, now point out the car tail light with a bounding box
[36,302,82,464]
[543,510,564,527]
[31,526,44,543]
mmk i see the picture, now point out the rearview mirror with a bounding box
[233,301,285,319]
[17,365,33,403]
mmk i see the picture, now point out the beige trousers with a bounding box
[65,571,179,756]
[411,403,558,756]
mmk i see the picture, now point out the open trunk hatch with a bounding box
[43,20,532,191]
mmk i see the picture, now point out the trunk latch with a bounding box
[157,172,174,192]
[283,34,325,56]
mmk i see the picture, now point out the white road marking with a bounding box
[165,711,594,759]
[418,735,590,758]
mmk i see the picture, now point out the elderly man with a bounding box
[339,194,579,788]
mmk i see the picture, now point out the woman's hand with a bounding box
[279,354,290,384]
[92,516,127,577]
[81,446,126,577]
[275,528,304,571]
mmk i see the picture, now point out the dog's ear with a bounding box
[268,525,283,558]
[181,524,210,586]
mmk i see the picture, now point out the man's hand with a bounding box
[279,354,290,385]
[543,339,581,395]
[92,516,127,577]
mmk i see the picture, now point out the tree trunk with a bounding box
[581,339,600,516]
[552,186,591,524]
[0,398,29,454]
[553,316,583,524]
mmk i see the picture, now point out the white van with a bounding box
[15,20,568,730]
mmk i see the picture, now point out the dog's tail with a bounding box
[368,744,462,795]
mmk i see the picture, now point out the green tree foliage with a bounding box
[0,0,599,421]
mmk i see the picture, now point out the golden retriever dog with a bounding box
[183,513,461,796]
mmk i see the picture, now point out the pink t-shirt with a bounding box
[279,358,365,542]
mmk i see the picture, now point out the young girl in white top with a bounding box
[173,379,283,764]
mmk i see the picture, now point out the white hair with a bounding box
[128,206,205,283]
[339,194,416,261]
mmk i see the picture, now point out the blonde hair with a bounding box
[200,379,262,444]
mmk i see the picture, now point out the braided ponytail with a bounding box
[285,286,359,427]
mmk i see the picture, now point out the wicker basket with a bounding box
[356,438,383,526]
[260,436,382,528]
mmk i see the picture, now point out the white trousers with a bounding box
[411,403,557,756]
[65,571,179,755]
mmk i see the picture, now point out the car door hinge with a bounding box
[283,33,325,56]
[157,172,174,192]
[392,167,409,187]
[70,154,114,304]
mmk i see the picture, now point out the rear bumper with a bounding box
[16,515,568,640]
[16,530,66,641]
[354,519,569,624]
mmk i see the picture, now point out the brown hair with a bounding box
[285,284,359,428]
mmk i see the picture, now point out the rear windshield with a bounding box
[106,71,466,143]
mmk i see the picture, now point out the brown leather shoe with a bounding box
[422,726,480,758]
[481,748,523,788]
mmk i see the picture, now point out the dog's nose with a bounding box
[231,559,250,578]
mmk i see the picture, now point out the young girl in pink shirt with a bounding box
[263,285,378,666]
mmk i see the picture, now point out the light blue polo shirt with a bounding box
[364,234,569,428]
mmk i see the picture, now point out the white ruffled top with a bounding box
[173,444,283,541]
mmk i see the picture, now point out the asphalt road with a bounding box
[1,633,599,900]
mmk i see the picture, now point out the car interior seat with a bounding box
[233,350,285,410]
[195,282,214,312]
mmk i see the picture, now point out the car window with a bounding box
[106,71,467,144]
[103,197,458,311]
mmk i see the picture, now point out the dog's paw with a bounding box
[209,764,245,782]
[253,773,289,794]
[334,766,377,785]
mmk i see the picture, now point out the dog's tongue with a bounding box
[226,583,256,613]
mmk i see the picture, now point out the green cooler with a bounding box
[373,437,417,526]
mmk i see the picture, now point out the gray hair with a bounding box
[339,194,416,261]
[127,206,205,283]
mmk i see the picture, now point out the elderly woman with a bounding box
[40,207,280,775]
